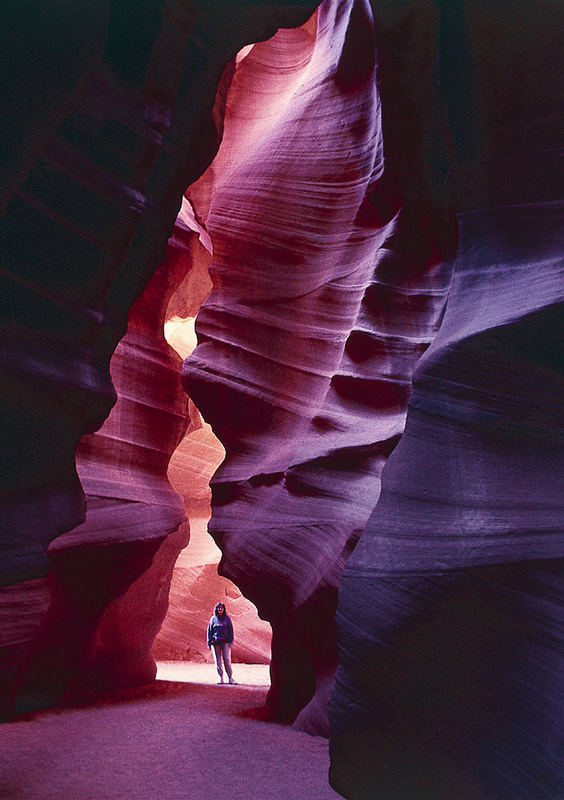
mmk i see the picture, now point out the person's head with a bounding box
[214,602,226,617]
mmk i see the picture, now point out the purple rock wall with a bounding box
[329,2,564,797]
[183,0,456,729]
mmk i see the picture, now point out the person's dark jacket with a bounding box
[207,603,234,647]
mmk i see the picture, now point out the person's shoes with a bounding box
[217,678,224,684]
[228,677,236,685]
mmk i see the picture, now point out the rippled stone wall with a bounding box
[329,2,564,798]
[183,0,456,730]
[1,6,562,797]
[0,0,319,715]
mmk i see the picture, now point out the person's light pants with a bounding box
[212,642,232,679]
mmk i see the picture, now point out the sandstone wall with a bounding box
[1,6,562,798]
[0,0,320,715]
[329,2,564,797]
[183,0,456,729]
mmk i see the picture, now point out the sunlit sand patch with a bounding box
[156,661,270,687]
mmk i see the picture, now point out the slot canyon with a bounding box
[1,1,563,799]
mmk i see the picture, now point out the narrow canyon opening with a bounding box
[152,315,273,680]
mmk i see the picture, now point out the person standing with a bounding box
[207,601,236,684]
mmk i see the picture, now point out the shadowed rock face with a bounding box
[0,0,320,714]
[329,2,564,798]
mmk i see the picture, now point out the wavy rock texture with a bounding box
[183,0,456,731]
[330,3,564,799]
[9,228,196,710]
[152,250,272,667]
[0,1,320,714]
[2,9,560,799]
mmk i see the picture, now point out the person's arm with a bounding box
[207,618,213,647]
[227,616,234,644]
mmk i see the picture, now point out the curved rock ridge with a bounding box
[0,1,321,714]
[330,2,564,798]
[183,0,456,728]
[11,241,194,711]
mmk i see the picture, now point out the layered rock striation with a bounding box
[183,0,456,730]
[330,2,564,798]
[1,5,561,797]
[0,1,320,714]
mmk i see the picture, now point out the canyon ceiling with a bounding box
[1,1,563,799]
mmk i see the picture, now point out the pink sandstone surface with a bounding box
[0,0,319,715]
[182,0,456,731]
[0,1,563,799]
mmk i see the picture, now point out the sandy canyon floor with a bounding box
[1,663,340,799]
